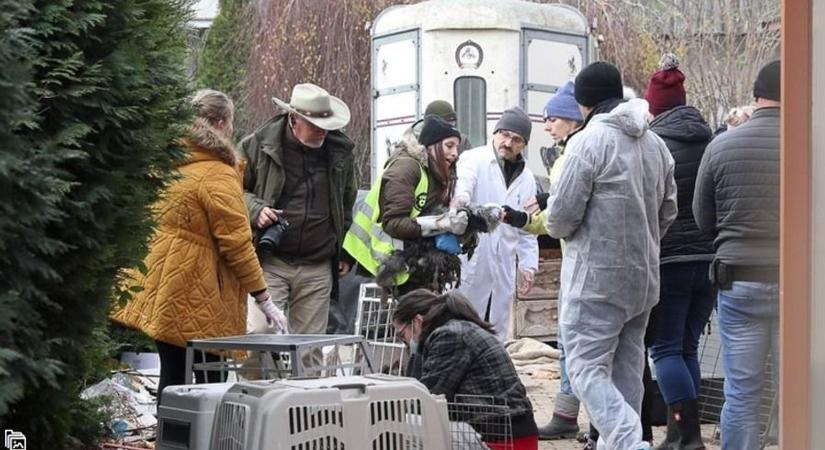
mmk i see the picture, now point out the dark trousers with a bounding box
[155,340,224,405]
[650,261,716,404]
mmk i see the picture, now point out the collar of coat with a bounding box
[387,129,457,188]
[387,130,429,167]
[182,117,237,167]
[253,113,355,168]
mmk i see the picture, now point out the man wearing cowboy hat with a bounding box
[239,83,357,339]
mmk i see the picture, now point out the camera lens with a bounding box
[257,219,289,254]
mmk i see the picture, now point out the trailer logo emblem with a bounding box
[456,41,483,69]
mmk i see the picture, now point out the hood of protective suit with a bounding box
[592,98,651,138]
[545,95,678,319]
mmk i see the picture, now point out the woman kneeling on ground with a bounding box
[392,289,538,450]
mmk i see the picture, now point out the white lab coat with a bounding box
[545,99,677,450]
[453,144,539,340]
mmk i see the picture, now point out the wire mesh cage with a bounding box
[354,283,409,376]
[695,308,779,449]
[448,395,513,450]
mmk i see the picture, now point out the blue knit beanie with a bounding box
[543,81,583,122]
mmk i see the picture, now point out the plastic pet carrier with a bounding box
[156,383,234,450]
[209,374,451,450]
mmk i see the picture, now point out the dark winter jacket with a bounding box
[273,128,337,262]
[238,113,357,260]
[650,106,715,263]
[693,107,780,267]
[378,132,454,240]
[414,319,537,438]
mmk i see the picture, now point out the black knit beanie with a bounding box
[418,115,461,147]
[753,60,781,101]
[574,61,624,107]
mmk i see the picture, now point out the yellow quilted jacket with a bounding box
[111,119,267,348]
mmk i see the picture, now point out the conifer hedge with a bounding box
[195,0,251,137]
[0,1,192,447]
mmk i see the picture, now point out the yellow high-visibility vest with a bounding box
[343,161,428,286]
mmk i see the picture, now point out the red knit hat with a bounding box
[644,53,686,117]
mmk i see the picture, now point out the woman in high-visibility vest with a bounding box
[343,116,467,293]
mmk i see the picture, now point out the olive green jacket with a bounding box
[238,113,358,258]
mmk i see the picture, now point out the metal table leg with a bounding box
[184,346,194,385]
[359,341,375,374]
[293,349,303,377]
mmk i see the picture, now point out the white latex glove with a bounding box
[417,209,469,237]
[518,269,535,296]
[255,295,288,333]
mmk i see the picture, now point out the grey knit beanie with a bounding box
[494,107,532,143]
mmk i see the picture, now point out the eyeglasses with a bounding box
[498,130,526,146]
[394,323,409,342]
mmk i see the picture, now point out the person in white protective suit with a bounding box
[451,107,539,341]
[544,62,677,450]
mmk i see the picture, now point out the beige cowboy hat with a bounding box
[272,83,351,131]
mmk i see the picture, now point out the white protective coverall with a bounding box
[545,99,677,450]
[453,144,539,341]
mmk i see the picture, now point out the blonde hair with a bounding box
[191,89,234,125]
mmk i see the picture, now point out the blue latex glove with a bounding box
[434,233,461,255]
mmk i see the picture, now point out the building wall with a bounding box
[811,0,824,444]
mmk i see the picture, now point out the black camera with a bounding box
[257,218,289,254]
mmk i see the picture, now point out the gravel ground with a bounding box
[521,370,779,450]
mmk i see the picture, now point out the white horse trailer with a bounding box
[370,0,595,181]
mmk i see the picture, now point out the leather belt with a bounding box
[730,266,779,283]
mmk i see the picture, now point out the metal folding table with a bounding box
[184,334,374,383]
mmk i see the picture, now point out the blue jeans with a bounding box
[650,261,716,404]
[718,281,779,450]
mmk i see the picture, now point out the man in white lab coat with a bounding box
[451,107,539,340]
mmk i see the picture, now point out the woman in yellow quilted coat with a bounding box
[111,90,287,402]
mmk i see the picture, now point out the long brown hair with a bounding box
[392,289,494,343]
[426,141,456,204]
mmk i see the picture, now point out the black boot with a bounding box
[673,399,705,450]
[641,355,655,442]
[654,406,680,450]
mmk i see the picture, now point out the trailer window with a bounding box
[454,76,486,148]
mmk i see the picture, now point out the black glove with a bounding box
[536,192,550,211]
[501,205,528,228]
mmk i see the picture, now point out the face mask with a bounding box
[408,322,419,354]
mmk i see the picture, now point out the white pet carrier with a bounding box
[156,382,234,450]
[209,374,451,450]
